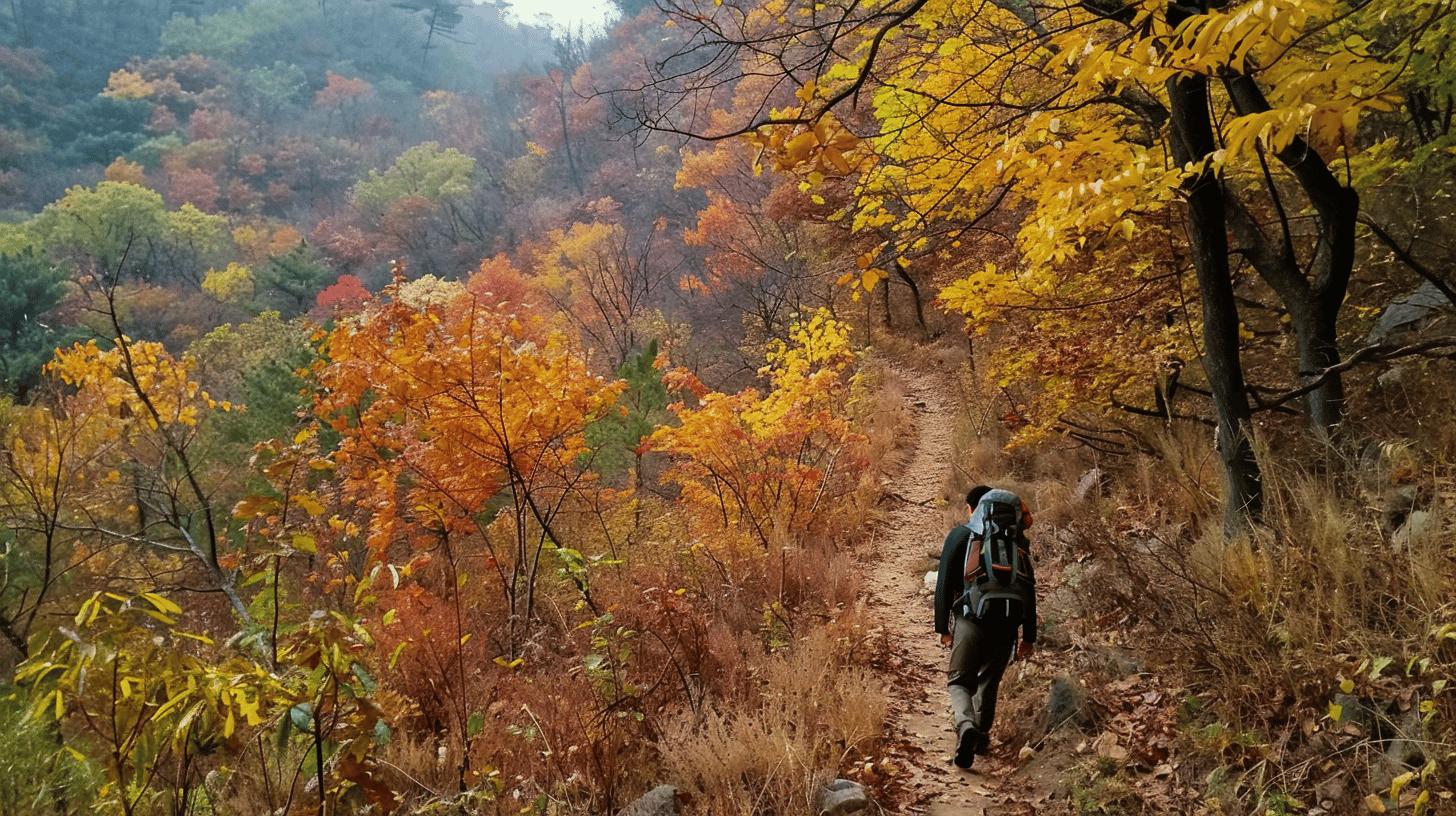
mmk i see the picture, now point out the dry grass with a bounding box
[636,355,908,816]
[940,360,1083,531]
[1074,406,1456,811]
[854,351,914,475]
[657,624,887,816]
[940,347,1456,812]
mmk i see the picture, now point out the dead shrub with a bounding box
[657,626,887,815]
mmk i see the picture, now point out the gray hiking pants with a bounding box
[947,613,1016,738]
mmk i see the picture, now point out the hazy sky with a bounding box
[506,0,619,29]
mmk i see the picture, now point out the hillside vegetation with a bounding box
[1,0,1453,814]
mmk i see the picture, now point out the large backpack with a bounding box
[959,488,1032,620]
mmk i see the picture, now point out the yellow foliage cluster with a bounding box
[202,262,256,304]
[231,222,303,262]
[104,157,147,186]
[101,68,154,100]
[47,339,234,430]
[750,0,1425,439]
[650,309,866,548]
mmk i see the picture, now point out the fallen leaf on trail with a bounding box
[1364,793,1387,813]
[1093,731,1129,761]
[1018,745,1037,761]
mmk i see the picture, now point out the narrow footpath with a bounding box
[866,370,1042,816]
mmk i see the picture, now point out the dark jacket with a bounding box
[934,524,1037,643]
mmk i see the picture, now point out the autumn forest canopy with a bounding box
[1,0,1455,813]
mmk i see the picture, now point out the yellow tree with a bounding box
[0,396,121,659]
[4,324,250,625]
[649,309,867,549]
[644,0,1452,520]
[535,206,676,367]
[16,593,280,816]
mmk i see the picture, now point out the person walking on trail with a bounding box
[934,485,1038,769]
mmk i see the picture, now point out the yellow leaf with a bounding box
[141,592,182,616]
[1390,771,1414,801]
[1328,702,1343,722]
[238,693,263,726]
[822,146,851,173]
[291,533,317,554]
[295,494,326,517]
[233,495,279,519]
[784,131,817,163]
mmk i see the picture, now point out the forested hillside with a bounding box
[1,0,1453,814]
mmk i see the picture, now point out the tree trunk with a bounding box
[881,273,892,329]
[1292,303,1343,431]
[1222,73,1358,437]
[893,260,928,331]
[1166,50,1263,525]
[557,83,584,195]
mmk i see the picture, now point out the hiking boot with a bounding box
[974,729,992,755]
[953,726,980,769]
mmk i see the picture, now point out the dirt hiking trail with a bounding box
[867,369,1057,816]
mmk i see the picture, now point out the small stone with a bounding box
[1331,693,1375,734]
[1073,467,1104,502]
[618,784,678,816]
[1044,674,1093,734]
[1313,773,1347,803]
[1380,486,1420,531]
[1391,510,1435,552]
[814,778,871,816]
[1367,280,1452,344]
[1370,706,1426,791]
[1099,647,1144,677]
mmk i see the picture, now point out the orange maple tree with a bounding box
[313,264,623,651]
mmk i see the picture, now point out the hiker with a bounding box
[934,485,1038,769]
